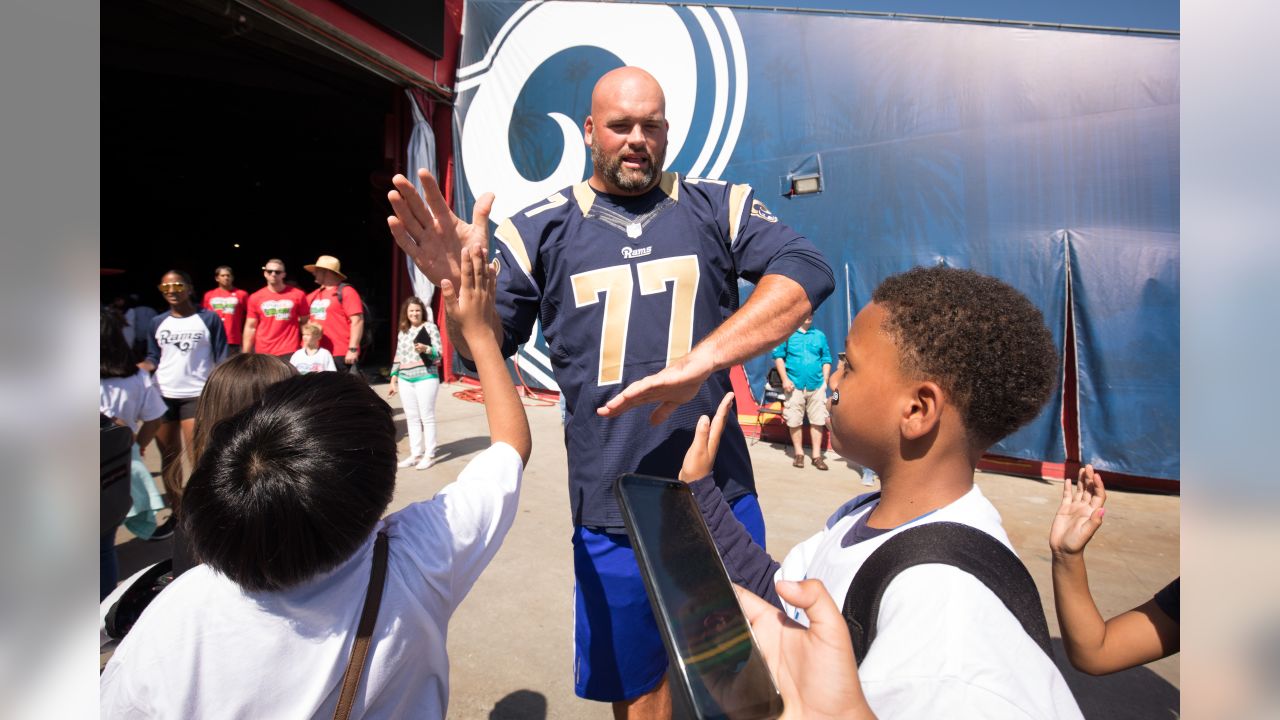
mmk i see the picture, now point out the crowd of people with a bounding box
[99,253,445,596]
[98,66,1177,718]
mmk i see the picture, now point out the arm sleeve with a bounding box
[426,323,443,361]
[202,290,214,312]
[819,331,833,367]
[728,186,835,313]
[390,330,404,368]
[202,310,228,363]
[442,443,524,595]
[323,351,336,372]
[247,294,261,322]
[394,443,524,611]
[688,476,783,608]
[771,340,788,360]
[144,315,163,367]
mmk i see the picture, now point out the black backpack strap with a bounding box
[841,521,1053,664]
[848,491,881,514]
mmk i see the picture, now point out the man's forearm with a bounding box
[692,274,811,373]
[349,316,364,350]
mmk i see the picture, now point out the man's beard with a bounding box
[591,140,665,193]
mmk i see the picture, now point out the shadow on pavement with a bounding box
[1052,638,1179,718]
[433,436,494,463]
[489,689,547,719]
[115,533,173,581]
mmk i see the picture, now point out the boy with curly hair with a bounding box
[681,265,1083,718]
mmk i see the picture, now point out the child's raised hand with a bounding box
[679,393,734,482]
[1050,464,1107,556]
[440,244,498,343]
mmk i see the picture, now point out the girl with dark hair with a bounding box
[388,295,443,470]
[99,311,168,596]
[139,270,228,505]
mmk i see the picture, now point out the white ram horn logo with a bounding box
[457,0,748,223]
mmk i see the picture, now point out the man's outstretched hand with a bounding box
[597,351,717,425]
[387,168,495,291]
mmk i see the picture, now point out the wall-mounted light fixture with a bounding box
[782,153,823,198]
[790,173,821,196]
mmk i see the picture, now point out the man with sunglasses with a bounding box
[242,259,308,360]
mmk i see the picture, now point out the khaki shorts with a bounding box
[783,387,829,427]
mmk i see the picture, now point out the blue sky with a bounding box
[756,1,1179,31]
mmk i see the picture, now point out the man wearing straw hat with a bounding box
[304,255,364,374]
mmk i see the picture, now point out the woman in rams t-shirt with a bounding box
[141,269,227,507]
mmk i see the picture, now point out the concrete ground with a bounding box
[114,380,1180,719]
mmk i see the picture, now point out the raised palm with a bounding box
[387,169,495,291]
[1049,465,1107,556]
[679,393,734,482]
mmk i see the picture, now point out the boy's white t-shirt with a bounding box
[100,442,524,719]
[778,485,1084,720]
[289,346,337,374]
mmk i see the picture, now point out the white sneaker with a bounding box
[415,457,434,471]
[397,456,422,469]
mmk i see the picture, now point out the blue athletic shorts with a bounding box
[572,492,765,702]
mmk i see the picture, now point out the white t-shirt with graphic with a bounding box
[289,347,337,374]
[150,313,217,399]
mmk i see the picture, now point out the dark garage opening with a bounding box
[102,0,406,373]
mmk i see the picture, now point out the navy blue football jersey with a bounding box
[493,172,833,529]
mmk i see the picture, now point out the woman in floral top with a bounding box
[389,296,442,469]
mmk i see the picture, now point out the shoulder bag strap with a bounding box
[841,521,1053,664]
[333,530,389,720]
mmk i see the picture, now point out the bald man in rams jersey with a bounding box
[389,67,833,719]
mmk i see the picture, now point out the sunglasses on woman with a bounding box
[158,282,188,292]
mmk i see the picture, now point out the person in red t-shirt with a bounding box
[304,255,364,374]
[243,258,307,359]
[202,266,249,355]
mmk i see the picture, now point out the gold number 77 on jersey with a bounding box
[571,255,701,386]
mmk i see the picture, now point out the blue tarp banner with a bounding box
[449,1,1179,480]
